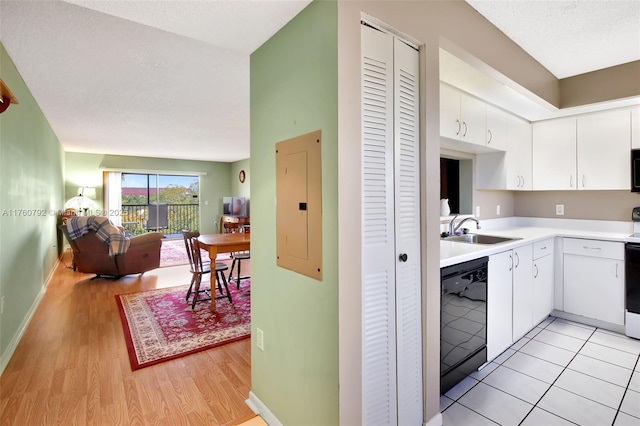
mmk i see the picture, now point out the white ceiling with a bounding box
[0,0,311,162]
[1,1,638,162]
[445,0,640,121]
[465,0,640,79]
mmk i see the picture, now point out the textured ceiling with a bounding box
[0,0,311,162]
[1,1,638,162]
[64,0,311,54]
[465,0,640,79]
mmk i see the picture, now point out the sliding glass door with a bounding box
[119,173,200,236]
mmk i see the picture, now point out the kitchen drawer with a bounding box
[563,238,624,260]
[533,238,554,260]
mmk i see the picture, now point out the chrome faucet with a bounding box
[448,214,481,236]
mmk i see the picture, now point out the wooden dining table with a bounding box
[198,233,250,312]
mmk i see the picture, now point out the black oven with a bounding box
[440,257,488,394]
[631,149,640,192]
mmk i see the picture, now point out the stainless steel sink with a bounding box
[444,234,521,245]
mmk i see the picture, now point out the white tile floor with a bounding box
[441,317,640,426]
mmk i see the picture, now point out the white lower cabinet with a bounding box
[488,244,534,360]
[512,245,534,340]
[532,239,555,325]
[487,251,513,361]
[563,238,625,326]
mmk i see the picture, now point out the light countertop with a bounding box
[440,217,632,268]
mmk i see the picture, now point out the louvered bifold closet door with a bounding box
[361,24,397,425]
[393,37,422,426]
[361,23,422,426]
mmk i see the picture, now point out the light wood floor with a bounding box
[0,252,253,425]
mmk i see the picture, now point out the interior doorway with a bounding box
[440,155,473,216]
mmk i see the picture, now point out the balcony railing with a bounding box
[121,203,199,236]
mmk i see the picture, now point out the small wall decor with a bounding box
[239,169,246,183]
[0,79,19,114]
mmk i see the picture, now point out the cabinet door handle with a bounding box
[487,129,492,144]
[582,174,586,188]
[570,175,573,188]
[456,119,461,136]
[515,252,520,268]
[462,121,468,137]
[521,175,525,188]
[534,264,539,278]
[583,246,602,251]
[509,254,513,271]
[615,263,619,278]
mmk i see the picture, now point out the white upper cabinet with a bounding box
[507,116,532,190]
[460,93,486,146]
[532,108,631,191]
[532,117,577,190]
[440,83,486,147]
[577,109,631,190]
[440,83,463,141]
[476,115,531,190]
[485,104,508,151]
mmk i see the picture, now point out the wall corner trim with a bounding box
[424,412,443,426]
[245,391,284,426]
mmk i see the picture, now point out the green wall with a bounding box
[65,152,232,234]
[0,43,65,368]
[250,1,339,424]
[230,158,250,200]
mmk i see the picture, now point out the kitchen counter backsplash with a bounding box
[440,216,632,268]
[481,216,632,234]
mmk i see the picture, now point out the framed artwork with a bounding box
[239,170,246,183]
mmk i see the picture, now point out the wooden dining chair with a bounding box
[183,231,232,309]
[223,222,242,233]
[229,224,250,289]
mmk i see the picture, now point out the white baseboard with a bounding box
[246,391,283,426]
[551,310,625,334]
[0,257,59,375]
[424,412,443,426]
[44,256,61,288]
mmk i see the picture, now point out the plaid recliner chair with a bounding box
[61,216,163,278]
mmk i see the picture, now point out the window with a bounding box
[119,173,200,236]
[121,174,199,206]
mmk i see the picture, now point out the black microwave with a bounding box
[632,149,640,192]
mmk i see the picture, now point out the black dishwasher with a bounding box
[441,257,488,395]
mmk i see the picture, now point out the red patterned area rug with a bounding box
[159,238,231,267]
[116,281,250,370]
